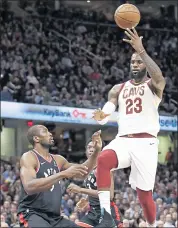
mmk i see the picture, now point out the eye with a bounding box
[138,60,143,64]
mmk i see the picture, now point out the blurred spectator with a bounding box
[123,219,130,227]
[1,158,177,227]
[165,147,174,165]
[163,214,175,227]
[0,86,13,101]
[0,9,177,113]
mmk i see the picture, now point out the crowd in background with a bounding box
[1,157,177,228]
[1,5,178,115]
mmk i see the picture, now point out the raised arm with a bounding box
[139,51,165,97]
[60,131,102,178]
[20,152,88,195]
[123,27,166,98]
[68,183,98,198]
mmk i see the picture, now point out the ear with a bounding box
[33,136,40,143]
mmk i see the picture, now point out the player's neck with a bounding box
[33,145,49,158]
[93,163,97,169]
[132,75,148,84]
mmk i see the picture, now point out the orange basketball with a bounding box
[114,3,141,29]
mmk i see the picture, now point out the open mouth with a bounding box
[132,70,139,76]
[88,151,94,156]
[50,138,54,143]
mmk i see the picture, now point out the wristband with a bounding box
[98,101,116,125]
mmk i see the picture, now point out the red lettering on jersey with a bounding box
[139,86,145,96]
[123,86,145,99]
[129,88,135,97]
[126,97,142,114]
[134,87,138,95]
[123,89,129,99]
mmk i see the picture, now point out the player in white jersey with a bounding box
[94,28,166,228]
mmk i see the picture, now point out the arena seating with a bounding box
[1,7,178,115]
[1,157,177,227]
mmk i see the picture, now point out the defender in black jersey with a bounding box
[67,140,123,227]
[17,125,102,227]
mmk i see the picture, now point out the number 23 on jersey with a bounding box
[126,97,142,114]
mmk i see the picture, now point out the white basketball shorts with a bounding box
[103,135,159,191]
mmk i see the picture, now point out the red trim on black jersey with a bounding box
[76,221,93,227]
[111,201,123,227]
[50,154,62,171]
[111,201,121,221]
[19,213,29,227]
[33,149,52,163]
[31,151,40,173]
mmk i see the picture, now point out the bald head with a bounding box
[27,125,54,149]
[27,125,46,145]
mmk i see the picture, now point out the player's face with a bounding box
[37,126,54,148]
[86,141,95,158]
[130,53,146,82]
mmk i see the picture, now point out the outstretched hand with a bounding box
[123,27,145,54]
[92,108,110,121]
[92,130,102,152]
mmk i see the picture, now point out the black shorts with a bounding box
[80,202,123,227]
[80,210,100,227]
[19,213,79,228]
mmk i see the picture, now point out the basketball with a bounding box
[114,3,141,29]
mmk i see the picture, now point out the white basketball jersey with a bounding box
[117,79,161,137]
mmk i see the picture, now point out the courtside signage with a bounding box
[1,102,177,131]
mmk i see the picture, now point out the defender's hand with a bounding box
[92,108,110,121]
[63,165,88,179]
[123,27,145,53]
[92,130,102,152]
[76,198,89,212]
[67,183,81,194]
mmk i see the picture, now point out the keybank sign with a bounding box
[1,102,177,132]
[1,102,92,125]
[43,108,71,118]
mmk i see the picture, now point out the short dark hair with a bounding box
[27,125,42,145]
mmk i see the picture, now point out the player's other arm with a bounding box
[68,183,98,198]
[20,152,87,195]
[68,171,114,199]
[61,131,102,178]
[139,51,166,98]
[93,85,120,125]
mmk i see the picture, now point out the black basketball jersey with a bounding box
[18,150,62,217]
[84,168,100,209]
